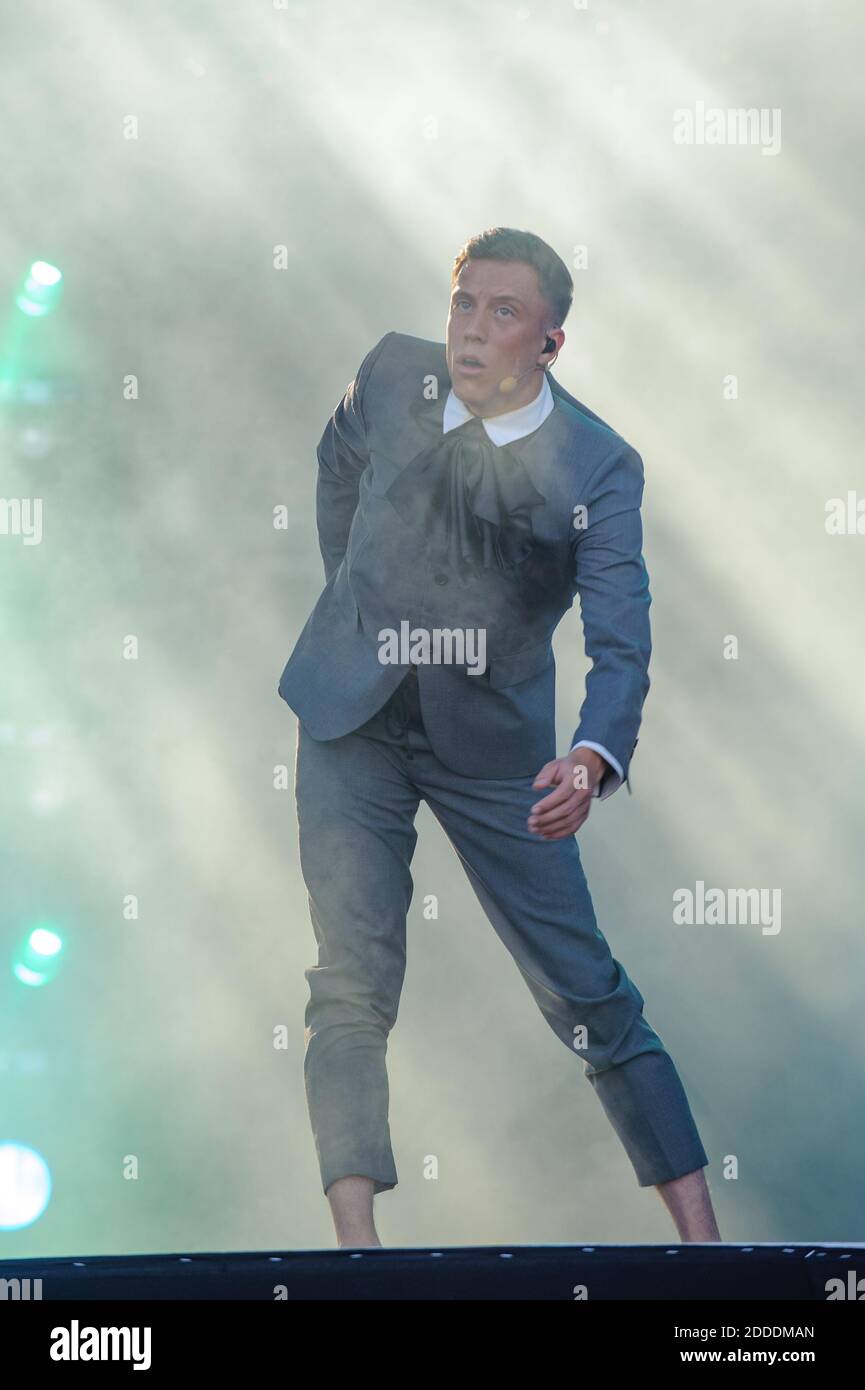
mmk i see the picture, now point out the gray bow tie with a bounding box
[385,415,547,587]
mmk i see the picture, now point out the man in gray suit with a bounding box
[278,228,720,1247]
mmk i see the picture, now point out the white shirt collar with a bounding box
[442,372,554,446]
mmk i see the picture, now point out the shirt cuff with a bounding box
[570,740,624,799]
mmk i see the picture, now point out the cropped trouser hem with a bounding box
[321,1157,398,1198]
[587,1049,710,1186]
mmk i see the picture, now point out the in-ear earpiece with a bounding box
[543,335,557,355]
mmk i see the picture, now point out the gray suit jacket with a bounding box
[277,331,651,798]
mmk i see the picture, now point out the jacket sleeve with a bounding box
[569,442,652,800]
[316,332,392,582]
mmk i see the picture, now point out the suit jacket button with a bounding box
[434,573,449,585]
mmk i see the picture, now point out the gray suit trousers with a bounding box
[294,669,709,1196]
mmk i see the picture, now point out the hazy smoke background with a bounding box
[1,0,862,1253]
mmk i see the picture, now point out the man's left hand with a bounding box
[527,748,608,840]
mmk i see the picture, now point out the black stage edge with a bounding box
[1,1242,863,1300]
[4,1248,863,1373]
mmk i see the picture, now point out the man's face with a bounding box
[445,257,558,416]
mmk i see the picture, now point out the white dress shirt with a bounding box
[443,376,624,799]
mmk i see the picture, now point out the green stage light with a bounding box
[12,923,65,987]
[15,261,63,317]
[0,1143,52,1229]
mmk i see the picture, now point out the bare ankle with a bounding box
[654,1167,721,1242]
[327,1174,380,1248]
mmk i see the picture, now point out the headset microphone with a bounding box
[498,364,543,393]
[499,337,558,394]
